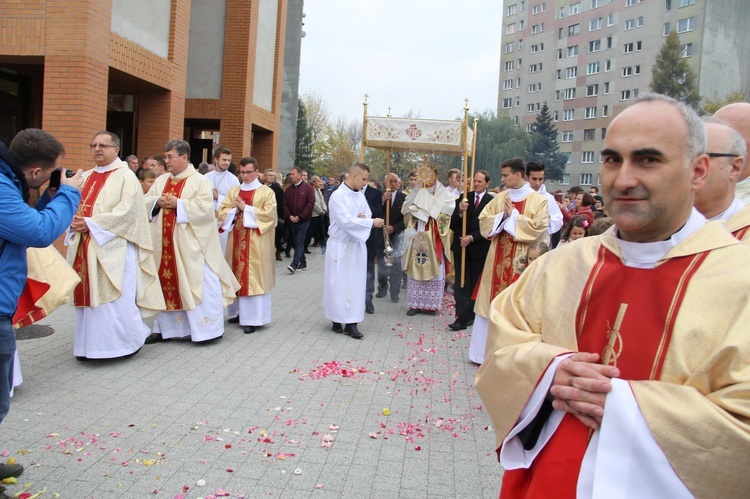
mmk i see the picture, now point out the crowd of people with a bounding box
[1,94,750,496]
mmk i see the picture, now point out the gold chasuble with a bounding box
[473,189,547,318]
[145,167,239,310]
[402,215,452,281]
[727,204,750,242]
[67,162,164,316]
[216,184,277,297]
[475,224,750,498]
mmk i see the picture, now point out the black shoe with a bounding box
[75,356,88,361]
[375,289,387,298]
[331,322,343,333]
[448,321,467,331]
[304,250,312,254]
[467,319,474,326]
[344,325,364,339]
[298,262,307,271]
[228,315,240,324]
[285,251,291,258]
[366,303,375,314]
[243,326,256,334]
[0,463,23,480]
[391,296,399,303]
[401,282,407,289]
[144,332,164,344]
[406,309,419,316]
[287,264,296,274]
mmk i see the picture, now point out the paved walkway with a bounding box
[3,252,501,498]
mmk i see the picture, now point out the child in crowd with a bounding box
[512,240,550,282]
[589,217,614,236]
[559,215,589,245]
[138,168,157,194]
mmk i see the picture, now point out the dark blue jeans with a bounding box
[0,317,16,424]
[291,219,310,266]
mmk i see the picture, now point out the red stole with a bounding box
[500,245,708,499]
[12,278,50,327]
[732,225,750,241]
[159,177,188,310]
[231,189,259,296]
[72,170,115,306]
[472,199,526,301]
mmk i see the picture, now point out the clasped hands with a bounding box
[157,194,179,210]
[70,215,89,233]
[549,352,620,431]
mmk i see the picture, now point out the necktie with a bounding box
[474,194,480,210]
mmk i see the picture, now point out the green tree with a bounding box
[702,90,749,115]
[650,31,700,108]
[528,103,568,181]
[294,99,314,172]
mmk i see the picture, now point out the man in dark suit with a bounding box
[283,166,315,273]
[363,179,383,314]
[376,172,407,302]
[449,170,493,331]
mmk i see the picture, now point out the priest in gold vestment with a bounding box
[67,131,164,359]
[475,95,750,499]
[144,140,239,344]
[470,158,547,364]
[401,170,454,316]
[217,158,277,334]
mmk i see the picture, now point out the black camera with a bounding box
[48,168,76,189]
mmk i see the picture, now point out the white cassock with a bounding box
[206,170,240,254]
[322,183,373,324]
[538,184,564,237]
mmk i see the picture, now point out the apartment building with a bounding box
[498,0,750,190]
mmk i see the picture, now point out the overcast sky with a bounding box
[298,0,502,123]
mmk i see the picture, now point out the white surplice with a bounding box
[206,169,240,253]
[322,182,373,324]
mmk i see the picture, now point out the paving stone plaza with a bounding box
[3,253,501,498]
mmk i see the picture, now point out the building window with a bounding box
[507,4,517,16]
[569,2,581,15]
[506,23,517,35]
[633,88,639,98]
[589,40,601,52]
[679,0,695,7]
[607,14,614,26]
[601,128,607,139]
[665,0,672,10]
[532,23,545,34]
[569,24,581,36]
[580,173,593,184]
[663,22,671,36]
[525,124,534,132]
[607,36,613,49]
[590,18,602,31]
[562,131,574,142]
[605,60,612,71]
[554,110,559,121]
[678,17,695,33]
[516,96,521,107]
[559,7,565,19]
[506,42,515,53]
[621,89,632,101]
[592,0,603,8]
[520,20,526,30]
[626,0,636,6]
[583,129,595,141]
[561,173,571,185]
[504,79,513,90]
[625,19,635,30]
[518,58,523,68]
[505,61,515,71]
[681,43,693,58]
[530,43,544,53]
[602,105,609,117]
[581,153,595,164]
[634,65,640,75]
[519,39,524,49]
[517,77,522,88]
[623,41,643,53]
[586,84,599,97]
[514,115,520,126]
[585,106,597,119]
[564,88,576,100]
[528,83,542,92]
[559,27,564,39]
[502,98,513,109]
[622,66,633,77]
[587,62,600,75]
[568,45,579,57]
[604,81,611,94]
[532,3,546,14]
[566,67,578,78]
[527,103,536,112]
[637,16,644,27]
[555,90,561,101]
[556,69,562,80]
[563,109,575,121]
[558,48,563,59]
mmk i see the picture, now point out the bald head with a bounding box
[694,122,746,218]
[714,102,750,179]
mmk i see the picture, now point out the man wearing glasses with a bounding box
[67,131,164,360]
[217,158,277,334]
[144,140,239,344]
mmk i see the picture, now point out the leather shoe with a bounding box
[366,303,375,314]
[0,463,23,480]
[344,325,364,339]
[375,289,387,298]
[243,326,256,334]
[406,309,419,316]
[331,322,343,333]
[144,332,164,344]
[275,251,282,261]
[391,296,399,303]
[228,316,240,323]
[448,321,467,331]
[467,319,474,326]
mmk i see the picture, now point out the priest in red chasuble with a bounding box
[144,140,239,344]
[470,157,548,364]
[216,157,277,334]
[475,94,750,499]
[66,131,164,359]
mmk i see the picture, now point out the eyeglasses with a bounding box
[239,170,256,174]
[89,143,117,149]
[706,153,740,158]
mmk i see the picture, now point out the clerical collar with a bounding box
[240,178,261,191]
[710,197,745,221]
[508,182,532,202]
[171,165,194,180]
[95,157,123,173]
[615,208,706,268]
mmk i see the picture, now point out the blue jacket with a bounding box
[0,142,80,316]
